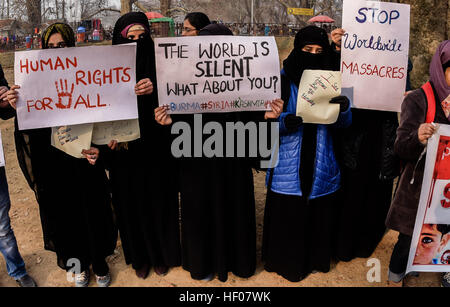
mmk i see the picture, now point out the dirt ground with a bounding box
[0,56,443,287]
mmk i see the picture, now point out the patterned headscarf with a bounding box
[41,23,76,49]
[430,40,450,104]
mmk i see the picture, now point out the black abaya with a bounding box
[261,27,343,281]
[262,115,338,282]
[333,109,396,261]
[13,22,117,275]
[106,138,181,270]
[174,111,260,282]
[179,157,256,282]
[262,191,337,282]
[107,12,181,272]
[15,127,117,274]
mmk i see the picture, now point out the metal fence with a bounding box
[173,22,336,37]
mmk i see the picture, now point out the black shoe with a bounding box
[154,266,169,276]
[16,274,37,287]
[135,263,150,279]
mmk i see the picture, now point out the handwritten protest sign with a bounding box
[50,119,140,158]
[407,125,450,273]
[51,124,93,158]
[341,0,410,112]
[155,36,281,114]
[15,44,137,130]
[296,70,341,124]
[0,130,4,167]
[92,119,140,145]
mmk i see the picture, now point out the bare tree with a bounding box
[26,0,41,27]
[160,0,170,15]
[121,0,137,14]
[80,0,112,19]
[1,0,11,18]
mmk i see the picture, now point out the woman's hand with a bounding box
[284,114,303,132]
[0,86,9,108]
[6,85,20,109]
[331,28,345,51]
[418,123,438,145]
[135,78,153,96]
[154,105,172,125]
[264,99,284,120]
[81,147,100,165]
[108,140,118,150]
[329,96,350,112]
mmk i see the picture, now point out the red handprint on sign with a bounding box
[55,79,74,109]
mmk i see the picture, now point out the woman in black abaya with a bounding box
[333,109,398,261]
[105,12,181,279]
[155,23,283,282]
[262,26,352,282]
[8,23,117,287]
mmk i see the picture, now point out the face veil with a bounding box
[112,12,156,83]
[283,25,333,86]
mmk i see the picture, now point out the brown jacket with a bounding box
[386,83,447,236]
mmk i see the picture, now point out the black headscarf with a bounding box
[112,12,158,140]
[198,24,233,36]
[283,25,332,86]
[113,12,156,83]
[15,22,76,193]
[184,12,211,31]
[41,23,76,49]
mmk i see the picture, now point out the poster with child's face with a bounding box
[407,127,450,273]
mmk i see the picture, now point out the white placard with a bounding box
[407,125,450,273]
[15,44,138,130]
[155,36,281,113]
[50,123,93,158]
[92,119,140,145]
[0,130,4,167]
[296,70,341,124]
[341,0,410,112]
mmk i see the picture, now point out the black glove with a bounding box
[284,114,303,132]
[330,96,350,113]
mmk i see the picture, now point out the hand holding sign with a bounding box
[329,96,350,112]
[0,86,8,108]
[6,85,19,109]
[154,105,172,126]
[418,123,438,145]
[81,146,99,165]
[264,99,284,120]
[284,114,303,132]
[135,78,153,96]
[331,28,346,50]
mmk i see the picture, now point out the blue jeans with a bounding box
[0,167,27,279]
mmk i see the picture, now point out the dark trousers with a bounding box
[389,233,412,274]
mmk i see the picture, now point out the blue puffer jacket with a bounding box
[266,74,352,199]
